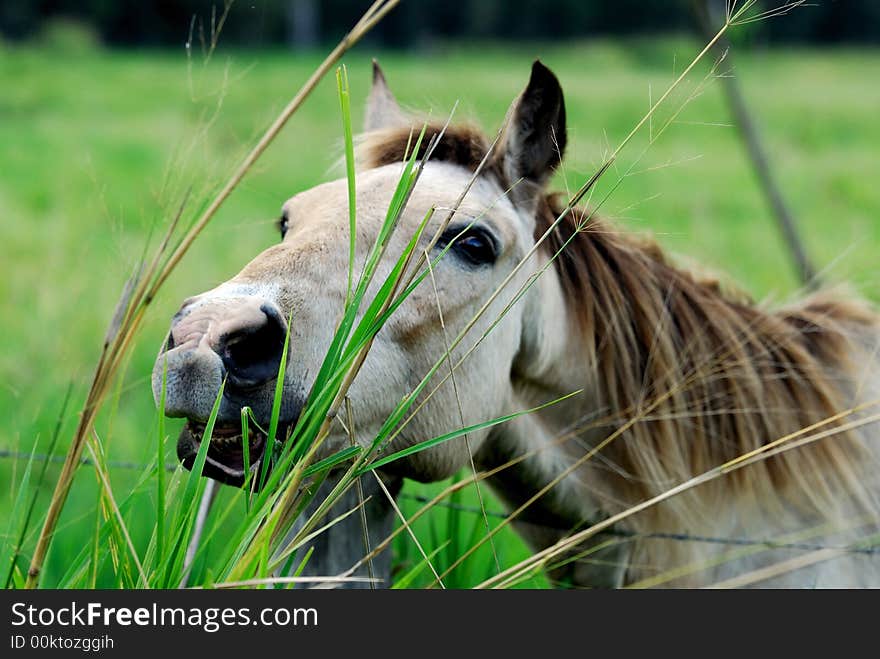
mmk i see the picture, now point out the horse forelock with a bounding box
[359,120,880,529]
[357,122,506,180]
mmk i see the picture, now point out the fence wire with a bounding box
[2,448,879,557]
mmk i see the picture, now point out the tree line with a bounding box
[1,0,877,47]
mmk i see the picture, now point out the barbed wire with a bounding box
[0,448,176,474]
[398,493,880,556]
[2,448,879,557]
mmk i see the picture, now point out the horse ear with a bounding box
[497,61,567,210]
[364,60,408,131]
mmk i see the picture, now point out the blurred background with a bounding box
[2,0,879,47]
[2,1,879,587]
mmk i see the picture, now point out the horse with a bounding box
[152,60,880,588]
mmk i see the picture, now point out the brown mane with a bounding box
[359,121,880,531]
[539,197,878,527]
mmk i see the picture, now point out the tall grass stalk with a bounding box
[338,65,358,305]
[85,433,147,586]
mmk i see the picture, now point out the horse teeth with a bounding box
[193,421,263,449]
[207,432,255,448]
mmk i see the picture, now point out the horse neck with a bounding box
[479,212,880,585]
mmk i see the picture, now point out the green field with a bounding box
[2,35,879,587]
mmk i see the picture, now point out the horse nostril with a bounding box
[219,303,288,388]
[165,331,175,352]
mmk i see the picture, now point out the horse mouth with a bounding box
[177,420,268,488]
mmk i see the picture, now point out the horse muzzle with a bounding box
[153,292,292,488]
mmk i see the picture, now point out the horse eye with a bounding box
[278,212,289,240]
[441,227,498,266]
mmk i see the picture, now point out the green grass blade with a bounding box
[362,391,581,473]
[291,546,314,579]
[3,383,72,589]
[302,445,362,477]
[345,206,435,352]
[161,380,225,586]
[278,129,429,472]
[181,384,224,517]
[1,442,38,588]
[88,488,100,588]
[259,311,294,491]
[337,64,357,306]
[240,406,252,512]
[87,435,147,587]
[287,204,434,466]
[392,541,450,589]
[156,358,168,571]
